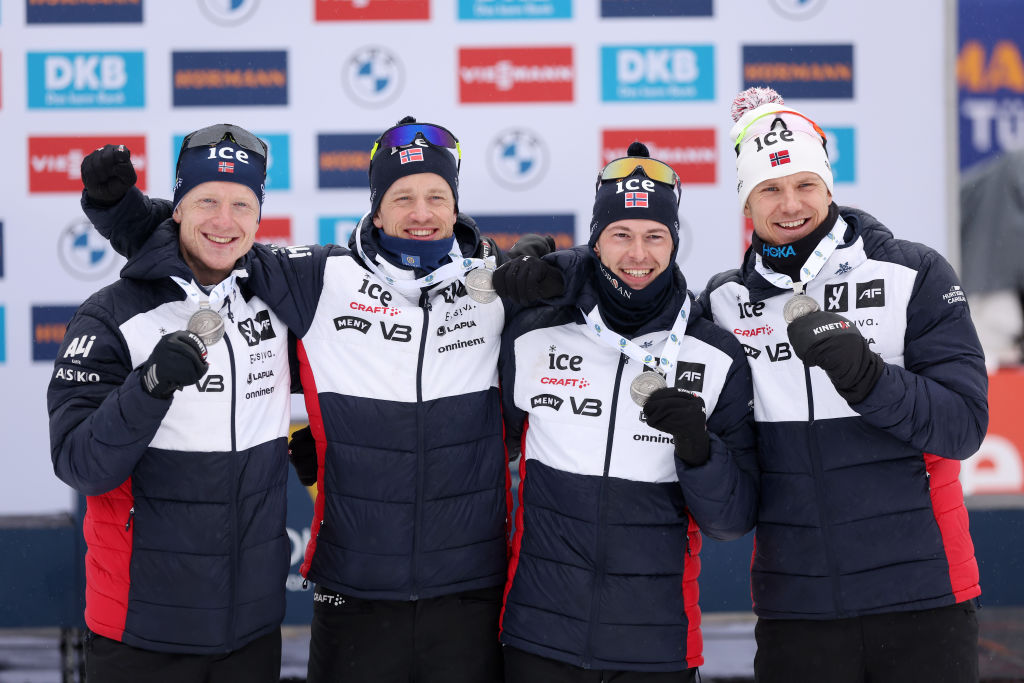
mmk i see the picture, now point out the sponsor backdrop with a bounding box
[1,0,972,517]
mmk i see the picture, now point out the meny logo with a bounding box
[28,51,144,108]
[601,45,714,102]
[29,136,147,193]
[459,47,574,103]
[602,129,715,184]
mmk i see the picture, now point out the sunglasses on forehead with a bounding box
[733,110,828,152]
[178,124,268,169]
[597,156,682,206]
[368,122,462,169]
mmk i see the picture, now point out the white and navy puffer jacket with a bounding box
[48,225,291,654]
[498,247,759,672]
[86,191,511,602]
[700,206,987,620]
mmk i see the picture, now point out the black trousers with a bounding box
[504,645,698,683]
[84,628,281,683]
[306,584,503,683]
[753,600,979,683]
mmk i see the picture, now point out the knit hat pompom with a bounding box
[730,86,785,123]
[626,141,650,157]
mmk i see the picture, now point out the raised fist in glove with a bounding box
[81,144,137,206]
[140,331,208,399]
[492,256,565,306]
[643,387,710,467]
[787,310,883,404]
[507,233,556,260]
[288,426,319,486]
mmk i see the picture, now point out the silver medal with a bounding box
[465,268,498,304]
[783,294,819,323]
[629,371,667,407]
[187,308,225,346]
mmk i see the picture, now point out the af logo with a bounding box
[199,0,261,25]
[675,362,705,392]
[343,46,404,108]
[237,310,277,347]
[438,280,467,304]
[855,279,885,308]
[487,129,548,189]
[57,218,121,281]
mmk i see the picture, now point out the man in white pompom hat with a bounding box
[697,86,987,682]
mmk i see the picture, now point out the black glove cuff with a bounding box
[674,433,711,467]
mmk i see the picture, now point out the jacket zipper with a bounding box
[581,354,627,669]
[124,506,135,531]
[225,333,240,648]
[410,291,430,601]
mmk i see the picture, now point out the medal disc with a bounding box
[465,268,498,304]
[187,308,225,346]
[630,371,667,407]
[783,294,819,323]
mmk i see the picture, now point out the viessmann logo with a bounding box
[29,136,147,193]
[459,47,574,103]
[602,129,715,184]
[316,0,429,21]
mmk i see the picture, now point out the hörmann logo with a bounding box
[602,129,715,184]
[601,0,711,17]
[601,45,714,102]
[742,44,854,99]
[28,51,144,109]
[33,305,79,362]
[29,136,147,193]
[459,47,574,103]
[318,133,376,188]
[315,0,429,21]
[26,0,142,23]
[172,50,288,106]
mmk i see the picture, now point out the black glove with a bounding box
[492,256,565,305]
[642,387,710,467]
[81,144,137,206]
[139,331,209,399]
[288,426,319,486]
[507,233,556,260]
[787,310,884,404]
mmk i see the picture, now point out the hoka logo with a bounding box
[762,244,796,258]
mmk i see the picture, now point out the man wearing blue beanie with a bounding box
[50,123,292,683]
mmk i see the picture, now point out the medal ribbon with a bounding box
[578,295,691,387]
[354,216,491,295]
[171,269,245,311]
[753,215,847,294]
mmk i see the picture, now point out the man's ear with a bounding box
[372,211,382,229]
[742,202,751,219]
[172,204,182,223]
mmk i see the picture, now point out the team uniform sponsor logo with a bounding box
[54,367,100,383]
[26,0,142,23]
[343,47,403,107]
[334,315,371,333]
[237,310,277,346]
[487,129,548,189]
[318,133,376,188]
[459,0,570,19]
[742,44,854,99]
[675,362,705,392]
[438,336,485,353]
[601,45,714,102]
[29,136,147,193]
[28,51,144,108]
[315,0,429,21]
[531,393,563,410]
[437,320,477,337]
[602,129,716,184]
[459,47,574,103]
[824,283,849,312]
[172,50,287,106]
[539,376,590,388]
[855,280,885,308]
[33,305,78,362]
[733,325,774,338]
[741,344,762,359]
[943,285,968,304]
[600,0,711,17]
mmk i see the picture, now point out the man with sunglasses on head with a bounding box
[493,142,758,682]
[697,87,987,682]
[80,116,562,682]
[49,124,290,682]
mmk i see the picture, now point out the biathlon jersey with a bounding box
[700,206,988,620]
[48,226,291,654]
[498,247,758,672]
[85,191,511,601]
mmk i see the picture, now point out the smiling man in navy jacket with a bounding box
[699,87,988,683]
